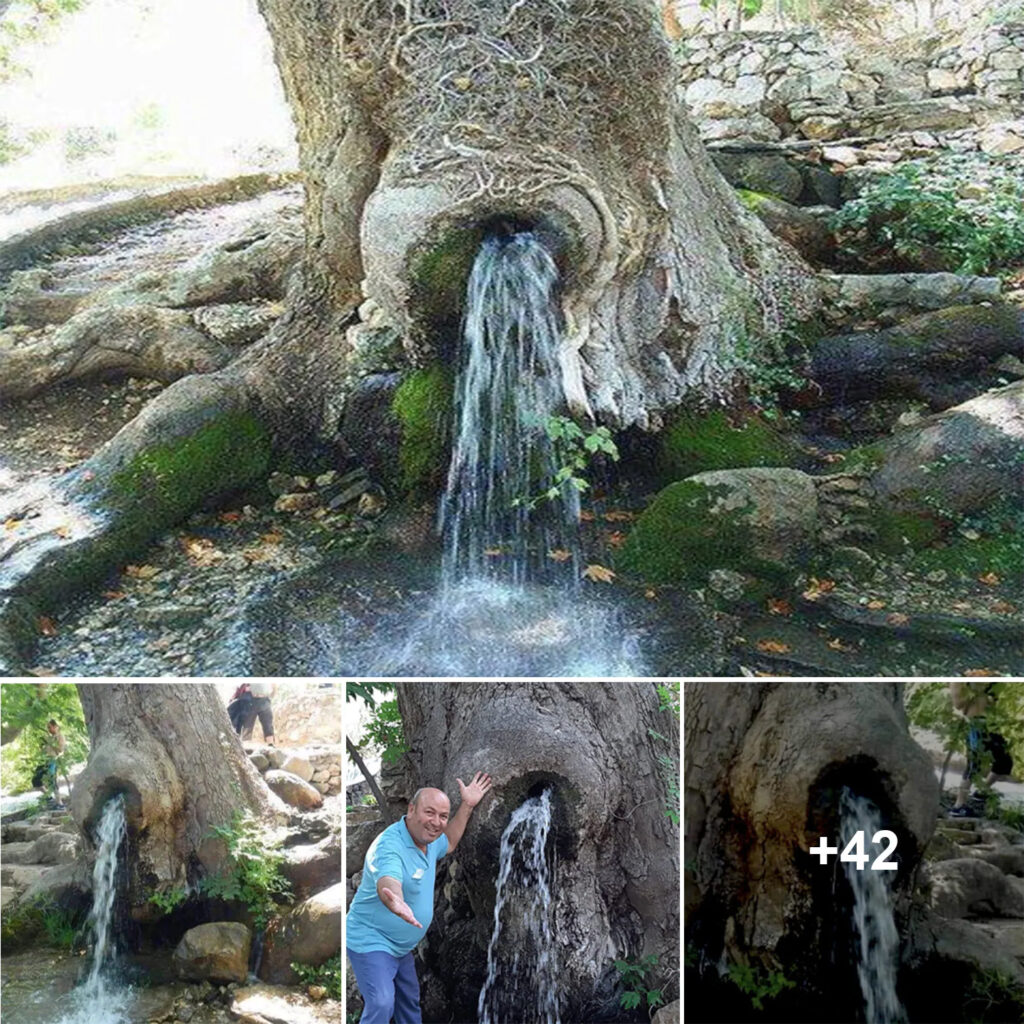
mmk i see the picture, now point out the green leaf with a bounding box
[621,992,642,1010]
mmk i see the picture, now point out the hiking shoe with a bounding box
[948,805,979,818]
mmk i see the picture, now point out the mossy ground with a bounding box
[658,408,799,484]
[391,365,453,499]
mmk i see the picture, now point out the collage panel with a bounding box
[684,680,1024,1024]
[0,681,343,1023]
[345,681,681,1024]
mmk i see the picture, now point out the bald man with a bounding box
[346,772,493,1024]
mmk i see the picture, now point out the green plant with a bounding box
[361,794,377,806]
[291,954,342,1000]
[832,153,1024,276]
[964,965,1024,1023]
[614,954,665,1013]
[199,812,292,929]
[513,415,619,510]
[359,698,407,766]
[648,729,680,826]
[656,683,680,716]
[36,900,82,950]
[726,962,796,1012]
[148,887,188,914]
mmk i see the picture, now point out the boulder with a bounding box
[742,194,834,266]
[279,754,314,783]
[855,98,975,135]
[968,845,1024,877]
[652,999,680,1024]
[0,864,49,891]
[927,858,1024,919]
[820,274,1003,322]
[281,833,342,898]
[711,153,804,202]
[909,908,1024,985]
[1,268,90,327]
[264,770,324,810]
[0,841,36,865]
[27,831,81,866]
[618,468,818,584]
[173,921,252,983]
[231,983,340,1024]
[260,884,343,985]
[346,818,384,877]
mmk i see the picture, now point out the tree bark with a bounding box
[685,682,938,1012]
[0,0,818,669]
[345,735,393,823]
[393,681,679,1024]
[71,683,285,917]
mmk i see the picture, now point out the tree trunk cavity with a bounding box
[72,683,285,915]
[393,681,680,1023]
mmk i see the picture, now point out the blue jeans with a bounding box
[347,948,422,1024]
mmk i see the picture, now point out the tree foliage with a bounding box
[0,683,88,793]
[1,0,85,81]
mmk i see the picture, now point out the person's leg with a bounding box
[347,949,399,1024]
[393,951,423,1024]
[256,699,275,745]
[953,722,983,814]
[240,702,258,742]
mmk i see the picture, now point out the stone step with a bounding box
[0,841,38,865]
[937,827,983,844]
[0,864,49,890]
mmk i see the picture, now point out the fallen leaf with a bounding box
[54,525,71,539]
[886,612,910,626]
[260,532,283,545]
[866,599,886,610]
[802,577,836,601]
[964,668,1000,677]
[37,616,57,637]
[219,511,242,523]
[579,511,596,522]
[26,667,57,676]
[644,588,657,600]
[822,452,846,464]
[483,547,504,558]
[978,572,1001,586]
[605,531,627,548]
[756,639,791,654]
[4,518,22,531]
[125,564,160,579]
[81,470,95,482]
[101,590,126,601]
[827,637,854,652]
[582,563,616,583]
[990,600,1016,615]
[602,511,635,522]
[546,549,572,563]
[767,597,793,617]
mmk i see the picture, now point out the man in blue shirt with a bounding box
[347,771,493,1024]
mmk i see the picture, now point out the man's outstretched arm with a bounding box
[445,771,493,854]
[376,876,422,928]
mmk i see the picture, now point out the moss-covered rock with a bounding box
[659,408,799,483]
[391,364,453,499]
[618,467,818,584]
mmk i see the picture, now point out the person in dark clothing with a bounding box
[241,681,275,746]
[227,683,253,734]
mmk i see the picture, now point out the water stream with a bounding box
[57,794,130,1024]
[478,789,560,1024]
[839,787,906,1024]
[363,232,643,676]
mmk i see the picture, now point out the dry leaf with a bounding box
[125,564,160,579]
[644,588,657,600]
[483,547,504,558]
[827,637,854,652]
[579,511,596,522]
[964,668,1000,677]
[802,577,836,601]
[978,572,1001,586]
[767,598,793,617]
[822,452,846,464]
[101,590,126,601]
[602,511,635,522]
[38,616,57,637]
[219,511,242,523]
[4,518,22,531]
[756,639,791,654]
[866,599,886,610]
[886,612,910,626]
[547,549,572,562]
[54,525,71,539]
[260,532,283,545]
[582,563,616,584]
[606,531,627,548]
[990,600,1016,615]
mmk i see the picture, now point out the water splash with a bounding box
[478,789,560,1024]
[839,788,906,1024]
[441,232,579,586]
[57,794,130,1024]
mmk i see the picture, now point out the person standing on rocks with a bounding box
[43,719,66,809]
[949,681,1007,817]
[227,682,253,734]
[346,772,493,1024]
[241,681,276,746]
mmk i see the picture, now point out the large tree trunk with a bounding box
[685,682,938,1017]
[0,1,817,670]
[71,683,285,919]
[391,681,679,1024]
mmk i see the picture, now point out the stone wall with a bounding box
[677,24,1024,145]
[249,744,342,796]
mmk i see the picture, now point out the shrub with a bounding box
[832,154,1024,276]
[292,954,342,999]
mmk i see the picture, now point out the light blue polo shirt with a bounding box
[346,817,449,956]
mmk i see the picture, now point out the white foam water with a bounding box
[478,789,560,1024]
[839,787,906,1024]
[56,794,130,1024]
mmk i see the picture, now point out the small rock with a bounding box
[266,472,295,497]
[926,569,948,583]
[273,492,319,513]
[994,354,1024,378]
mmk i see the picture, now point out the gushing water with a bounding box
[57,794,130,1024]
[442,232,579,585]
[478,789,560,1024]
[360,232,643,676]
[839,788,905,1024]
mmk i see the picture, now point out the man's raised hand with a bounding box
[457,771,493,808]
[379,885,422,928]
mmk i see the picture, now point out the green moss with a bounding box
[409,227,484,330]
[617,480,789,584]
[870,507,946,554]
[659,409,798,484]
[108,410,271,521]
[0,903,45,951]
[736,188,773,210]
[392,365,453,499]
[842,443,886,473]
[910,531,1024,579]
